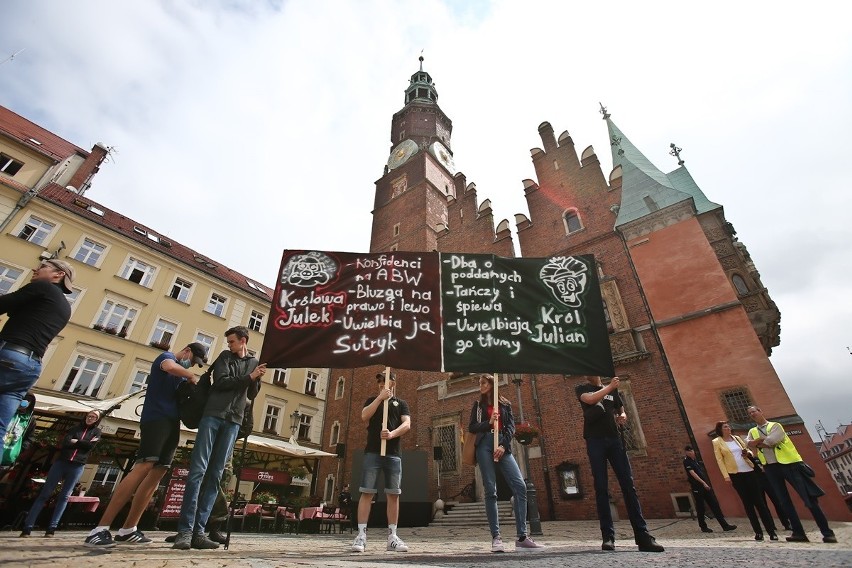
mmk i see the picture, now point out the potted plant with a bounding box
[514,422,540,445]
[252,491,277,505]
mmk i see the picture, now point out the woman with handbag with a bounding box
[712,421,778,541]
[468,374,545,553]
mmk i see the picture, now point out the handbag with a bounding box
[462,431,476,466]
[176,369,212,429]
[462,402,480,466]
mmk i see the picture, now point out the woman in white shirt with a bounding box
[712,421,778,541]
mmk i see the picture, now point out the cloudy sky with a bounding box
[3,1,851,439]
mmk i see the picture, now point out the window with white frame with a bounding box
[205,292,227,317]
[120,257,156,287]
[95,299,138,336]
[335,377,345,400]
[195,332,215,355]
[297,414,312,440]
[248,309,264,332]
[92,462,121,489]
[0,153,24,175]
[150,318,177,348]
[0,264,23,295]
[272,368,288,387]
[65,288,82,306]
[330,421,340,446]
[129,369,149,393]
[73,237,106,266]
[62,355,113,397]
[17,215,55,245]
[305,371,318,396]
[169,277,193,302]
[323,475,335,504]
[263,402,283,434]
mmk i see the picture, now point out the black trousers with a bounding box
[730,471,776,535]
[691,485,729,529]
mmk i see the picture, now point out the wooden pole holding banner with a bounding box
[380,367,391,457]
[493,373,500,461]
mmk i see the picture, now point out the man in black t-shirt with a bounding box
[683,445,736,533]
[0,259,74,442]
[576,376,664,553]
[350,373,410,553]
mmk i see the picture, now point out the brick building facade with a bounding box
[315,63,851,524]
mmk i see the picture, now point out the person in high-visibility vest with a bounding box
[746,405,837,544]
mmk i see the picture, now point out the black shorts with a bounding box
[137,418,180,467]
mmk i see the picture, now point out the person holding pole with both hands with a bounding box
[469,373,545,553]
[576,375,664,553]
[350,369,410,553]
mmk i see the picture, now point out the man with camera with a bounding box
[683,445,737,533]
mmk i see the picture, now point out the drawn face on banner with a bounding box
[539,256,589,307]
[281,252,337,287]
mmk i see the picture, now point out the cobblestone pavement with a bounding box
[2,518,850,568]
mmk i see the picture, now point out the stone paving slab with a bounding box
[1,518,849,568]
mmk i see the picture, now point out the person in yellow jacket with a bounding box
[711,421,776,541]
[746,406,836,543]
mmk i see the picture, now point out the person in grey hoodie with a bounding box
[20,409,102,537]
[173,326,264,550]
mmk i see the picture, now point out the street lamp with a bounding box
[510,374,542,535]
[289,409,301,444]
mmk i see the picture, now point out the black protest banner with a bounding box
[439,253,613,376]
[259,251,442,371]
[259,250,614,376]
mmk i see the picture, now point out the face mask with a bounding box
[179,358,192,369]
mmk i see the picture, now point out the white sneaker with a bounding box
[492,536,505,553]
[387,534,408,552]
[351,533,366,552]
[516,536,546,551]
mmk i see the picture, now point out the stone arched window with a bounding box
[732,274,749,296]
[563,209,583,235]
[335,376,345,400]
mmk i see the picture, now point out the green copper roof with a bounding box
[667,165,721,215]
[607,118,693,227]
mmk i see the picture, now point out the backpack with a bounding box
[176,369,212,429]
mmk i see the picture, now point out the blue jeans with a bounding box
[23,459,85,530]
[0,346,41,442]
[359,453,402,494]
[585,436,648,539]
[178,416,239,534]
[476,436,528,539]
[764,462,833,537]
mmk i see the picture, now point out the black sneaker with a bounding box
[601,537,615,551]
[786,533,809,543]
[190,534,220,549]
[701,527,713,533]
[44,529,55,537]
[722,524,737,532]
[114,530,152,544]
[84,529,116,548]
[208,530,228,545]
[637,535,665,553]
[823,534,838,544]
[19,529,31,538]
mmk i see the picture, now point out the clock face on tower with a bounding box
[387,139,419,171]
[429,140,456,175]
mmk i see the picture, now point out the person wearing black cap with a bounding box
[350,372,410,553]
[683,445,737,534]
[83,342,208,547]
[0,259,74,442]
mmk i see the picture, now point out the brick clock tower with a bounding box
[316,62,850,526]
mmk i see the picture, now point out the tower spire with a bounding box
[419,50,424,71]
